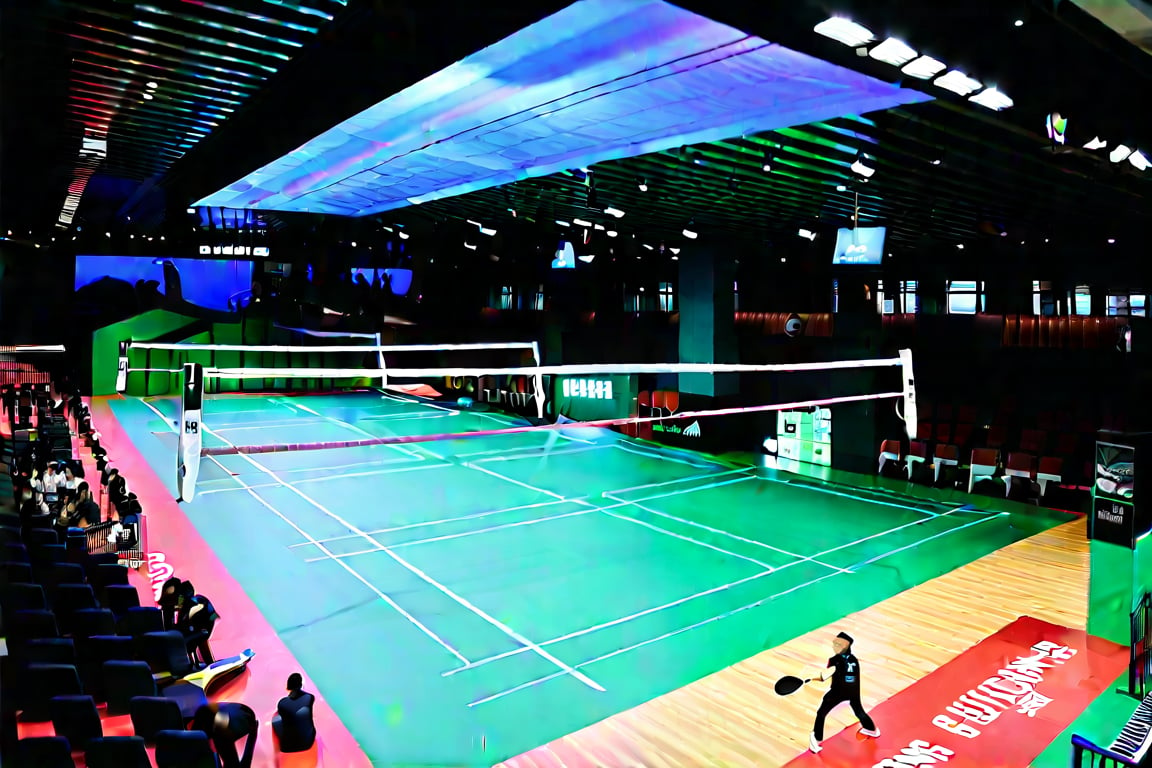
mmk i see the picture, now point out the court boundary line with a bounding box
[277,398,423,459]
[601,491,852,574]
[138,398,472,665]
[463,511,1005,707]
[442,504,992,678]
[144,397,605,692]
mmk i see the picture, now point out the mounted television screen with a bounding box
[347,268,413,296]
[832,226,886,265]
[551,240,576,269]
[74,255,253,312]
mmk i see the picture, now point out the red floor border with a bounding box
[87,396,373,768]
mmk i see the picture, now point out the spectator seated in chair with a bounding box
[75,482,100,527]
[273,673,317,753]
[193,702,259,768]
[159,576,183,630]
[177,580,220,665]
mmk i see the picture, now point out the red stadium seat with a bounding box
[907,440,929,480]
[1037,456,1064,496]
[916,422,932,441]
[1054,433,1080,458]
[986,424,1007,449]
[953,423,974,449]
[934,443,960,484]
[1020,429,1047,454]
[957,405,978,424]
[1005,452,1035,479]
[662,390,679,415]
[969,448,1000,493]
[934,423,952,444]
[878,440,902,475]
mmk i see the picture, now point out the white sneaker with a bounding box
[809,733,823,753]
[860,727,881,737]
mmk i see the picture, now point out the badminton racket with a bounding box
[774,676,811,696]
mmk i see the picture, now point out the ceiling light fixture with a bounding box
[1084,137,1107,151]
[1108,238,1116,244]
[573,218,591,227]
[1109,145,1134,164]
[1046,112,1067,145]
[594,223,605,231]
[935,70,983,96]
[1014,18,1024,27]
[869,38,918,66]
[464,242,477,250]
[398,231,409,240]
[682,219,698,239]
[850,153,875,177]
[555,220,570,227]
[901,55,947,80]
[480,226,497,236]
[466,219,481,227]
[642,243,654,250]
[142,93,154,100]
[577,254,595,263]
[670,247,681,255]
[762,150,774,172]
[970,87,1013,111]
[1129,150,1150,171]
[814,17,875,47]
[638,178,648,192]
[956,244,964,249]
[798,228,817,241]
[603,206,625,218]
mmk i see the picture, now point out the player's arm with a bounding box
[811,664,832,683]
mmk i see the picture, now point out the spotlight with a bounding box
[901,56,947,80]
[970,88,1013,111]
[1108,238,1116,244]
[606,230,618,238]
[762,150,774,172]
[1014,18,1024,27]
[956,243,964,249]
[814,17,875,47]
[850,154,875,178]
[638,178,648,192]
[935,70,983,96]
[868,38,918,67]
[351,241,357,247]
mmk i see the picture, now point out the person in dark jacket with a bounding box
[176,580,220,664]
[272,672,317,753]
[193,702,259,768]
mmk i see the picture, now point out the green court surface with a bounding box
[110,391,1074,767]
[1030,669,1136,767]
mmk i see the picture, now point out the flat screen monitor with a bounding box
[832,227,886,265]
[75,255,254,312]
[551,240,576,269]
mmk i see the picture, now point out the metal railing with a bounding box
[1133,592,1152,701]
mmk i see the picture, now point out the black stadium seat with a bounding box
[85,736,152,768]
[132,696,185,743]
[24,637,76,667]
[16,736,73,768]
[22,663,83,721]
[105,583,142,617]
[49,694,103,750]
[71,607,117,640]
[118,606,165,638]
[138,630,195,680]
[155,729,220,768]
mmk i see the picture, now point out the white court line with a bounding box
[777,478,944,517]
[604,466,757,499]
[211,420,333,433]
[601,492,852,574]
[291,461,450,485]
[597,509,778,571]
[279,399,423,459]
[465,511,1005,707]
[306,507,594,562]
[138,399,469,665]
[611,442,721,468]
[193,411,604,693]
[288,500,571,549]
[467,444,610,463]
[358,412,459,422]
[198,482,281,496]
[444,505,985,677]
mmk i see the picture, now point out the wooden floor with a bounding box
[496,517,1090,768]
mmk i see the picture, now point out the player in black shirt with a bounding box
[809,631,880,753]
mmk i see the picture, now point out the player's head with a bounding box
[287,673,303,692]
[833,632,854,654]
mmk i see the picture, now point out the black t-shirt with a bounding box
[827,652,861,691]
[76,499,100,526]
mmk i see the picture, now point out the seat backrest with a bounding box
[72,608,117,639]
[934,443,959,461]
[119,606,165,637]
[25,637,77,666]
[1,582,47,613]
[155,729,216,768]
[131,696,185,742]
[105,584,141,615]
[104,661,158,715]
[139,631,193,678]
[48,562,85,585]
[1,560,33,584]
[9,608,60,642]
[85,736,151,768]
[1038,456,1064,476]
[17,736,73,768]
[49,694,102,746]
[54,583,98,613]
[970,448,999,468]
[85,634,136,662]
[1006,452,1035,474]
[908,440,928,459]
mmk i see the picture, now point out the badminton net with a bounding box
[135,347,916,499]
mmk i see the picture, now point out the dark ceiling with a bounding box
[4,0,1152,270]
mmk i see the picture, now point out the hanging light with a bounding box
[682,219,698,239]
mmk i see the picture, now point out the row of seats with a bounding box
[18,731,217,768]
[878,441,1064,502]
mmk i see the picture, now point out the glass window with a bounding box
[1132,294,1147,318]
[1073,285,1091,316]
[659,281,674,312]
[946,280,984,314]
[499,285,513,310]
[533,284,544,311]
[625,291,639,312]
[733,280,739,311]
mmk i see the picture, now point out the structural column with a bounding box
[678,243,737,397]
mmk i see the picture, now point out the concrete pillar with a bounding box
[678,243,737,397]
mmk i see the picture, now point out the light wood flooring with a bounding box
[496,517,1090,768]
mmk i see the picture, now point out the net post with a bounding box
[898,348,918,440]
[116,341,129,393]
[375,332,388,388]
[176,362,204,502]
[530,341,544,419]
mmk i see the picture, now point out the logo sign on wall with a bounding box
[563,378,613,400]
[1092,441,1136,547]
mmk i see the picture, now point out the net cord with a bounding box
[126,342,538,353]
[129,358,903,379]
[200,390,903,457]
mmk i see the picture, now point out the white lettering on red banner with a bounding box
[872,640,1075,764]
[872,740,955,767]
